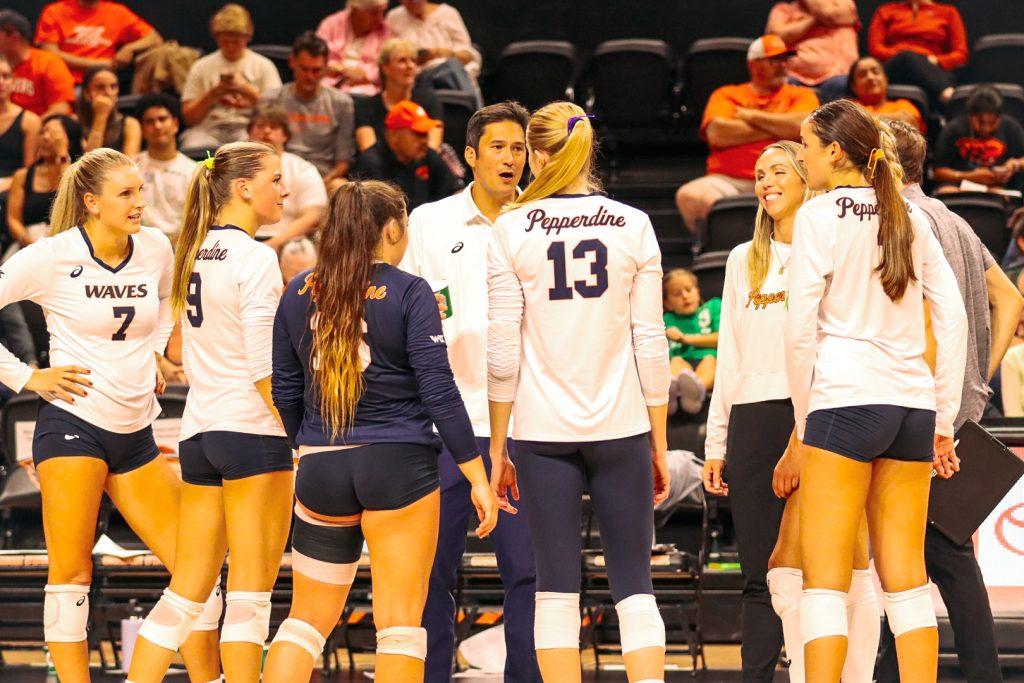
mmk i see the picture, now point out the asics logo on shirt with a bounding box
[451,242,464,253]
[64,434,80,440]
[76,596,86,606]
[835,197,879,222]
[70,266,83,278]
[84,284,149,299]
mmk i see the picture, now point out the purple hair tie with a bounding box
[567,114,594,134]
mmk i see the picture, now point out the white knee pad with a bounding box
[615,594,665,655]
[376,626,427,660]
[138,588,204,652]
[271,618,326,660]
[534,592,581,650]
[43,584,90,643]
[882,583,937,637]
[846,569,878,612]
[767,567,803,619]
[800,589,848,644]
[220,591,272,645]
[193,578,223,632]
[292,549,358,586]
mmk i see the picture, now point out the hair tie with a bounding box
[202,150,215,172]
[865,147,885,180]
[567,114,594,134]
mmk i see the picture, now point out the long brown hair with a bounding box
[49,147,134,235]
[313,180,407,436]
[78,66,125,149]
[172,141,276,317]
[808,99,915,301]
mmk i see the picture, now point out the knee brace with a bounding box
[615,594,665,654]
[138,588,204,652]
[220,591,272,645]
[271,618,326,660]
[534,592,581,651]
[800,589,848,644]
[193,578,223,632]
[767,567,803,619]
[43,584,90,643]
[376,626,427,661]
[882,584,937,638]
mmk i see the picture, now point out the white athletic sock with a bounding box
[841,569,880,683]
[768,567,804,683]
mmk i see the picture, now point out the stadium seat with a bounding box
[683,38,752,121]
[935,191,1010,258]
[586,39,676,127]
[488,40,578,111]
[970,34,1024,91]
[945,84,1024,125]
[0,393,42,519]
[703,194,758,253]
[434,90,477,168]
[690,250,730,301]
[887,84,929,121]
[116,93,143,117]
[250,44,292,82]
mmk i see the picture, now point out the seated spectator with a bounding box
[279,236,318,285]
[262,32,355,192]
[386,0,481,104]
[0,10,74,117]
[766,0,859,103]
[7,114,81,247]
[35,0,162,84]
[135,93,195,238]
[846,55,923,130]
[0,302,38,403]
[933,85,1024,193]
[1002,216,1024,292]
[868,0,966,105]
[664,268,719,415]
[316,0,392,95]
[78,65,140,155]
[355,37,442,152]
[353,99,459,210]
[179,3,281,149]
[247,105,328,250]
[0,56,40,193]
[675,35,818,234]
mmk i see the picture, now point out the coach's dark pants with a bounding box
[422,437,541,682]
[726,399,793,683]
[875,526,1003,683]
[883,50,956,103]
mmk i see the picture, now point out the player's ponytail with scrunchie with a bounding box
[49,148,134,236]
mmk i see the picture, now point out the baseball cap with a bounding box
[0,10,32,40]
[385,100,442,134]
[747,35,794,62]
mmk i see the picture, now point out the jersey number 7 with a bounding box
[111,306,135,341]
[547,239,609,300]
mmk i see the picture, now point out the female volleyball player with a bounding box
[0,148,220,683]
[786,99,967,681]
[127,142,295,683]
[487,101,671,683]
[263,180,498,683]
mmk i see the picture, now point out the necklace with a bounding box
[771,238,791,275]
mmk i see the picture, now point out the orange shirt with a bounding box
[10,47,75,116]
[861,97,925,132]
[868,2,967,71]
[35,0,154,82]
[701,82,819,180]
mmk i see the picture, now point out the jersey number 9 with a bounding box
[187,273,204,327]
[547,239,609,300]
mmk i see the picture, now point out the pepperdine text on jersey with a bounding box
[196,241,229,261]
[525,205,627,235]
[835,196,879,222]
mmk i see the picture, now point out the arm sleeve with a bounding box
[704,249,743,460]
[334,94,356,163]
[487,223,523,403]
[118,6,153,43]
[404,277,478,462]
[271,290,306,444]
[0,303,37,366]
[700,87,735,140]
[153,234,174,355]
[237,247,284,382]
[631,220,671,406]
[34,7,61,45]
[868,7,898,61]
[258,57,283,91]
[398,207,424,276]
[0,243,52,391]
[936,7,968,70]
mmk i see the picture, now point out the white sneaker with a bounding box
[676,369,706,414]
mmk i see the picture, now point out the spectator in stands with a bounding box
[846,55,924,130]
[262,32,355,192]
[247,105,327,250]
[35,0,163,84]
[135,94,195,239]
[6,114,81,247]
[386,0,481,104]
[179,3,281,149]
[279,236,317,285]
[0,10,74,117]
[1003,219,1024,291]
[765,0,859,103]
[353,99,459,210]
[675,35,818,235]
[868,0,966,105]
[77,65,140,155]
[0,56,40,193]
[355,38,443,153]
[316,0,392,95]
[933,84,1024,193]
[663,268,719,415]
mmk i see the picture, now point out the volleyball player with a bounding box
[0,148,220,683]
[786,99,967,681]
[263,181,499,683]
[127,142,295,683]
[487,102,671,683]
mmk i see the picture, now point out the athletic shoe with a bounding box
[676,369,706,414]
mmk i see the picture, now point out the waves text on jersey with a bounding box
[525,205,627,236]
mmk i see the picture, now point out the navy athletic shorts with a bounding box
[32,402,160,474]
[179,431,294,486]
[803,404,936,463]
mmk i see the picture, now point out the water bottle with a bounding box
[120,599,145,672]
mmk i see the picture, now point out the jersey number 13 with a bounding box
[547,239,608,300]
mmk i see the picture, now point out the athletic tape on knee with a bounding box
[193,577,223,631]
[291,514,364,566]
[376,626,427,660]
[882,583,937,638]
[614,593,665,654]
[271,618,326,660]
[800,589,848,644]
[220,591,272,645]
[292,549,358,586]
[43,584,90,643]
[767,567,803,619]
[138,588,204,651]
[534,592,581,650]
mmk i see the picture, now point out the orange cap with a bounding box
[385,100,442,134]
[747,34,794,61]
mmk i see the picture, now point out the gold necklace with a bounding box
[771,238,791,275]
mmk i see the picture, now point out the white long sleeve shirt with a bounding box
[705,240,793,460]
[784,186,968,439]
[487,193,670,442]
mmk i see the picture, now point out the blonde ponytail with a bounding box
[48,148,134,235]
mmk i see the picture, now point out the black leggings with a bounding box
[515,433,654,603]
[884,50,956,103]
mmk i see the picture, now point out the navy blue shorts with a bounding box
[32,402,159,475]
[803,404,936,463]
[179,431,294,486]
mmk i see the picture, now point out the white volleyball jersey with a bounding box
[488,193,670,442]
[0,226,173,433]
[179,226,285,440]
